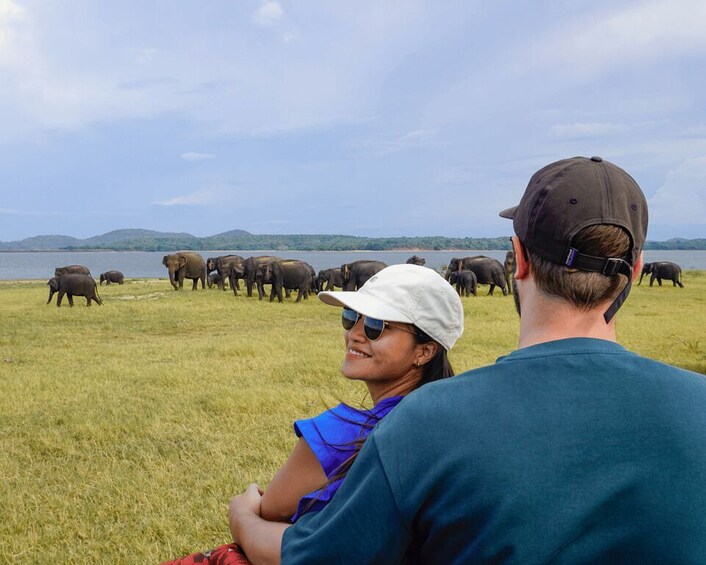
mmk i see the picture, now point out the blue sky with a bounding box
[0,0,705,242]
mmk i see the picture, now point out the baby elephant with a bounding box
[99,270,124,285]
[47,274,103,307]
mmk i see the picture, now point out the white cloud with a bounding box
[535,0,706,76]
[550,122,629,140]
[154,182,246,207]
[181,152,215,162]
[253,2,284,26]
[649,156,706,224]
[362,128,441,154]
[0,0,28,67]
[283,30,299,43]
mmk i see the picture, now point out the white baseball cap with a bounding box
[318,264,464,351]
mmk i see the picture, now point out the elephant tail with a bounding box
[94,283,103,304]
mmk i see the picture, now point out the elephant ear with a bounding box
[162,256,169,266]
[178,256,187,268]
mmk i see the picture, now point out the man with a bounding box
[230,156,706,563]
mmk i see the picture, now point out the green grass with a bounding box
[0,273,704,563]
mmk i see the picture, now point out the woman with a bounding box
[161,264,464,564]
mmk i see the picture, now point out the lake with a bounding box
[1,250,705,280]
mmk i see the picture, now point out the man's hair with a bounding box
[528,224,632,310]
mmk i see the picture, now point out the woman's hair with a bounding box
[413,326,454,387]
[297,328,453,519]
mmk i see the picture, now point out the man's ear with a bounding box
[631,252,644,281]
[512,237,530,280]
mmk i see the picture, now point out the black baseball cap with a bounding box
[500,156,648,322]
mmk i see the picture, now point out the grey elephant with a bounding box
[47,274,102,307]
[55,265,91,278]
[243,256,283,298]
[340,260,387,291]
[449,269,478,297]
[208,273,223,288]
[207,255,245,294]
[262,259,316,303]
[406,255,426,266]
[162,252,207,290]
[99,271,124,285]
[504,251,516,295]
[445,256,507,296]
[316,268,344,293]
[638,262,684,287]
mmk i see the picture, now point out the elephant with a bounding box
[340,260,387,291]
[445,256,507,296]
[449,269,478,297]
[55,265,91,278]
[504,251,516,295]
[243,256,283,298]
[207,255,245,294]
[161,252,207,290]
[208,273,223,288]
[47,274,102,307]
[406,255,426,266]
[316,268,344,293]
[638,262,684,287]
[99,271,124,285]
[258,260,315,303]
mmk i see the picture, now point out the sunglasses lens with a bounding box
[341,308,359,330]
[363,317,385,341]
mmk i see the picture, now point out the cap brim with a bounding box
[318,290,414,324]
[499,205,518,219]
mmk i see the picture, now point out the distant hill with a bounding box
[0,230,704,252]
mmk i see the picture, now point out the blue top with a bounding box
[291,395,403,522]
[283,338,706,563]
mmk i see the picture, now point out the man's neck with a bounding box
[517,283,618,349]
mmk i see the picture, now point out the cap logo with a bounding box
[565,248,578,267]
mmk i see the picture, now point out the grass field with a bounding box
[1,273,704,563]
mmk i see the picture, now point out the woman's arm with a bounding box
[260,437,327,522]
[229,484,289,565]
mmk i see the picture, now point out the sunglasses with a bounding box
[341,307,417,341]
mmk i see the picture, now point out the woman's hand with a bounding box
[228,484,289,565]
[229,483,264,544]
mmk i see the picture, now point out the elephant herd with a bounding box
[46,265,125,307]
[166,252,517,302]
[44,255,686,308]
[164,253,396,303]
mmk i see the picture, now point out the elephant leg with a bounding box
[86,296,91,306]
[657,278,663,286]
[678,279,684,288]
[191,278,198,291]
[57,291,65,307]
[488,284,495,296]
[67,293,74,307]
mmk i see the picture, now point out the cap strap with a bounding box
[603,278,631,323]
[564,248,632,277]
[564,248,634,323]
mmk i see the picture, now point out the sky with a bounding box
[0,0,705,242]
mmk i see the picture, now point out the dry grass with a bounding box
[0,273,703,563]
